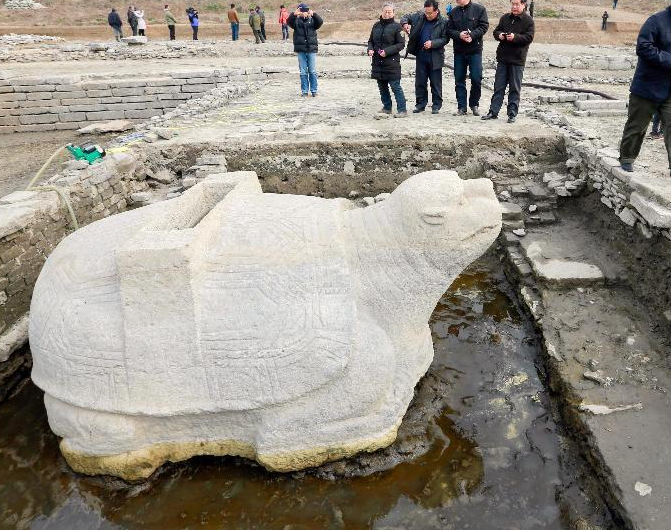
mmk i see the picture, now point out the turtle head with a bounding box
[385,171,501,268]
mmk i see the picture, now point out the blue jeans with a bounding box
[282,23,289,40]
[297,52,318,95]
[231,22,239,41]
[652,112,661,134]
[454,53,483,110]
[377,79,407,112]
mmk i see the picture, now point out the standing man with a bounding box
[287,4,323,97]
[447,0,489,116]
[187,7,200,40]
[619,5,671,174]
[228,4,240,41]
[368,3,407,117]
[165,4,177,40]
[249,7,265,43]
[127,6,138,36]
[279,5,290,41]
[482,0,534,123]
[613,0,618,9]
[108,8,124,42]
[256,6,267,40]
[602,11,609,31]
[400,1,449,114]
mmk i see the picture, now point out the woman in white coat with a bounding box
[134,8,147,36]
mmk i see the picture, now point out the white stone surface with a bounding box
[0,313,29,362]
[523,242,604,288]
[29,170,501,480]
[630,192,671,229]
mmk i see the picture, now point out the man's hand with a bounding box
[402,23,410,34]
[308,9,313,16]
[379,49,386,57]
[499,32,506,41]
[294,9,301,16]
[506,33,515,41]
[423,40,432,49]
[368,49,375,57]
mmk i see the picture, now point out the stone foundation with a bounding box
[0,67,286,134]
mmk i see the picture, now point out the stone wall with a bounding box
[0,67,284,134]
[0,152,149,372]
[565,141,671,241]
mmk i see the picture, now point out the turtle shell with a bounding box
[30,193,354,415]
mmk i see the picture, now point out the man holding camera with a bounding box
[447,0,489,116]
[481,0,534,123]
[288,4,323,97]
[401,1,449,114]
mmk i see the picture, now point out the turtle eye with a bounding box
[420,207,448,225]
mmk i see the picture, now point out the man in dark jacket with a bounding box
[447,0,489,115]
[127,6,138,36]
[287,4,324,97]
[108,9,124,42]
[401,0,449,114]
[369,3,407,117]
[619,6,671,174]
[482,0,534,123]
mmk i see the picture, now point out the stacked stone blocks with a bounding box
[0,67,279,133]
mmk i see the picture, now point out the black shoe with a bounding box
[620,162,634,172]
[481,111,498,120]
[379,108,392,115]
[470,106,480,116]
[507,115,516,123]
[413,106,425,113]
[431,107,440,114]
[457,108,467,116]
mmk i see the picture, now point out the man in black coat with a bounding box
[482,0,534,123]
[368,3,407,117]
[401,0,449,114]
[446,0,489,115]
[108,9,124,42]
[619,6,671,173]
[287,3,324,97]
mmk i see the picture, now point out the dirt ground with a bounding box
[0,131,118,197]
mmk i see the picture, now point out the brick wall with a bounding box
[0,67,281,133]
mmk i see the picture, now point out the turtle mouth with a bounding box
[420,207,448,225]
[461,224,499,241]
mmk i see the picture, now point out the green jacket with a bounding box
[165,10,177,25]
[249,12,261,30]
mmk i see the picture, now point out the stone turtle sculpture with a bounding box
[30,170,501,480]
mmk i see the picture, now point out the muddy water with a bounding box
[0,256,564,530]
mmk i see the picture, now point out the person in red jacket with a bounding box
[279,5,290,40]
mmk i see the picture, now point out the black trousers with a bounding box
[168,25,175,40]
[130,23,138,36]
[489,62,524,117]
[138,28,145,36]
[620,93,671,169]
[415,59,442,110]
[192,26,199,40]
[260,22,267,39]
